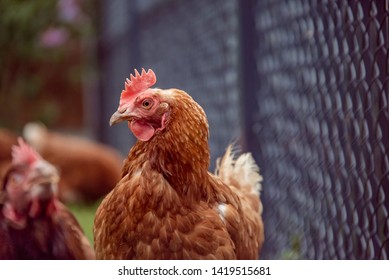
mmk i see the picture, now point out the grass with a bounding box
[67,200,101,246]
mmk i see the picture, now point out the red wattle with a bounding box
[129,120,155,141]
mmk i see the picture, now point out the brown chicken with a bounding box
[94,69,264,259]
[23,123,123,203]
[0,128,18,184]
[0,138,95,259]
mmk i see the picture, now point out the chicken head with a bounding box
[2,138,59,228]
[109,69,171,141]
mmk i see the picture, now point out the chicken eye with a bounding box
[142,99,153,109]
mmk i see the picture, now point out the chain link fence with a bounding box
[254,0,389,259]
[98,0,389,259]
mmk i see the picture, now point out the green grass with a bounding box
[67,200,101,246]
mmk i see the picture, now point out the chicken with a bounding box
[94,69,264,259]
[23,123,123,203]
[0,138,95,259]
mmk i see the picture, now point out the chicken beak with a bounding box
[109,111,127,126]
[110,105,138,126]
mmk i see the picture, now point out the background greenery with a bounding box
[0,0,96,131]
[68,200,101,245]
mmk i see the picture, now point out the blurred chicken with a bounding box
[23,123,123,203]
[0,138,95,259]
[94,69,264,259]
[0,128,18,184]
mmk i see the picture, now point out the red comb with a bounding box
[119,68,157,108]
[12,137,41,166]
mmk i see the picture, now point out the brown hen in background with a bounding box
[23,123,123,203]
[0,128,18,184]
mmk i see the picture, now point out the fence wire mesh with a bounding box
[254,0,389,259]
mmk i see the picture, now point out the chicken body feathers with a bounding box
[0,201,95,259]
[94,161,236,260]
[94,145,264,260]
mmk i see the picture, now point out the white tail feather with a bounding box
[215,145,263,195]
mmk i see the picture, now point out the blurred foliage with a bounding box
[0,1,57,59]
[0,0,97,131]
